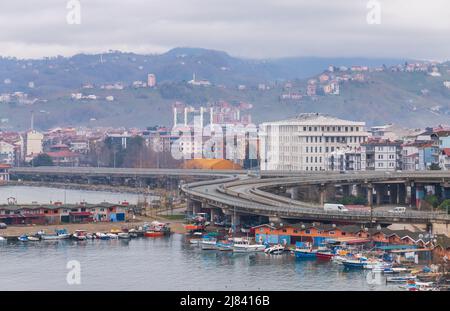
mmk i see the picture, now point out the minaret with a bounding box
[210,107,214,126]
[200,107,204,128]
[30,111,34,131]
[173,107,178,127]
[184,107,188,126]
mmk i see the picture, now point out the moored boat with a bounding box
[232,238,265,253]
[72,230,88,241]
[200,238,218,250]
[216,241,233,251]
[27,236,40,241]
[316,251,334,260]
[106,233,118,239]
[95,232,110,240]
[18,235,28,242]
[264,244,285,255]
[118,232,131,239]
[342,258,368,269]
[387,275,416,283]
[144,231,164,238]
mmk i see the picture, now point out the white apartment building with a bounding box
[259,113,368,171]
[0,141,15,165]
[25,130,44,162]
[361,139,402,171]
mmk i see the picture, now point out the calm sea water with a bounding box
[0,186,399,291]
[0,235,401,291]
[0,186,144,205]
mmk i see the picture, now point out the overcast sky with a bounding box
[0,0,449,60]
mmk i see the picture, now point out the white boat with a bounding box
[200,238,217,250]
[0,236,7,242]
[189,238,202,245]
[40,234,62,240]
[232,238,266,253]
[27,236,40,241]
[72,230,88,241]
[18,235,28,242]
[387,275,416,282]
[106,233,118,239]
[118,232,130,239]
[264,244,285,255]
[96,232,110,240]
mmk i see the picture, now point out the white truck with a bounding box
[324,203,349,212]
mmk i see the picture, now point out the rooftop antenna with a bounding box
[30,111,34,131]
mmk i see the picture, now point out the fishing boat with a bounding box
[27,236,40,241]
[232,238,265,253]
[95,232,110,240]
[55,229,71,239]
[200,237,218,250]
[316,251,334,260]
[386,275,416,283]
[18,235,28,242]
[264,244,285,255]
[342,257,368,269]
[144,231,164,238]
[294,248,317,259]
[216,241,233,251]
[72,230,88,241]
[106,233,118,239]
[40,234,61,240]
[149,221,171,235]
[118,232,131,239]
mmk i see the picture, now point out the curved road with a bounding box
[182,171,450,224]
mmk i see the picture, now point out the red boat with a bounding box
[144,231,164,237]
[316,252,334,260]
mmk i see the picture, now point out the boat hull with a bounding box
[144,231,164,238]
[294,251,317,259]
[316,252,334,260]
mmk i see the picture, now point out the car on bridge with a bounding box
[388,207,406,214]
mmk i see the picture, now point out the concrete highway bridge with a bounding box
[8,167,450,233]
[181,171,450,234]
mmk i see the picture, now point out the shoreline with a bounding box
[0,215,188,238]
[2,180,161,196]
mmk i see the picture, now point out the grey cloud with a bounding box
[0,0,448,59]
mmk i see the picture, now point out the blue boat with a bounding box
[342,258,368,269]
[17,235,28,242]
[294,249,317,259]
[294,242,316,259]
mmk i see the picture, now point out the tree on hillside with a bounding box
[31,154,54,167]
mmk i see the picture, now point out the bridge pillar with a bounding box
[354,184,363,197]
[375,184,385,206]
[319,184,327,206]
[397,184,406,205]
[366,184,374,206]
[186,198,194,216]
[288,186,300,200]
[389,184,398,205]
[341,184,351,197]
[210,208,217,222]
